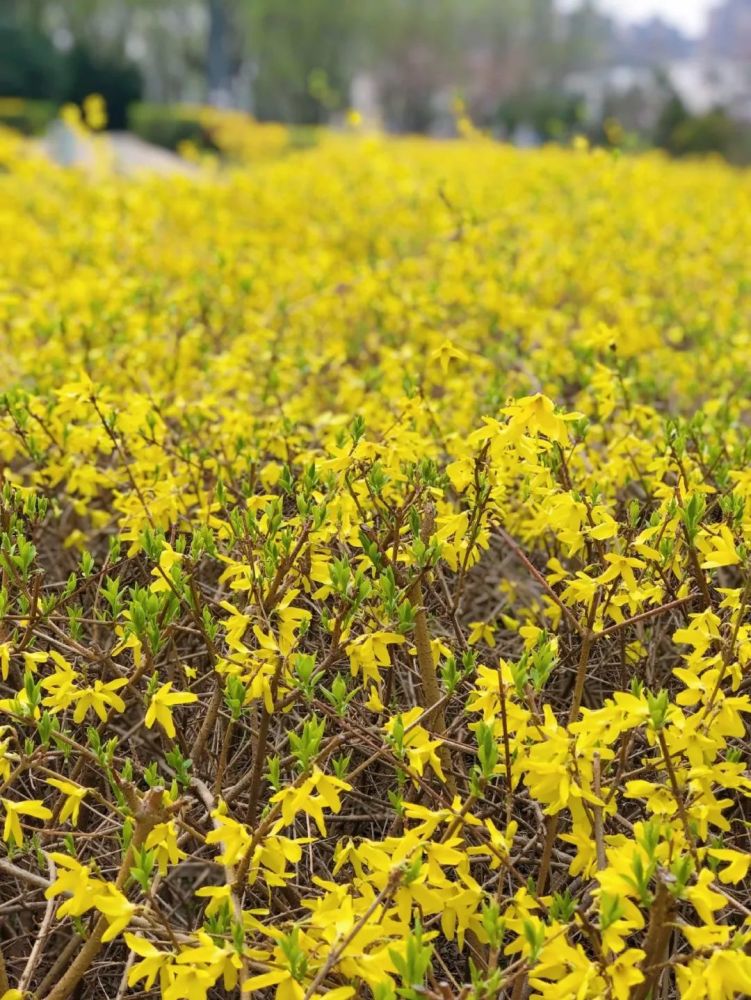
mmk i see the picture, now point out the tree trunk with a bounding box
[207,0,232,106]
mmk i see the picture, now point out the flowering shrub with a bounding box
[1,122,751,1000]
[128,103,301,162]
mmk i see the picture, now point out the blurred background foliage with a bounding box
[2,0,751,161]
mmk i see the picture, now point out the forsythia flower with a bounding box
[2,113,751,1000]
[46,777,89,826]
[1,798,52,846]
[145,682,198,738]
[72,677,128,722]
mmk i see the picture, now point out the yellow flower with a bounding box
[151,543,184,592]
[205,812,252,868]
[144,819,187,875]
[364,685,385,712]
[383,708,446,782]
[125,933,173,991]
[345,631,405,686]
[47,777,89,826]
[467,621,496,647]
[270,767,350,836]
[676,949,751,999]
[699,524,741,569]
[707,847,751,884]
[82,93,107,131]
[72,677,128,723]
[502,393,581,444]
[145,682,198,739]
[243,968,304,1000]
[94,885,137,942]
[195,883,232,917]
[0,642,10,681]
[609,949,645,999]
[1,797,52,846]
[430,340,469,375]
[685,869,727,924]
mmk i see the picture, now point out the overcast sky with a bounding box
[571,0,715,35]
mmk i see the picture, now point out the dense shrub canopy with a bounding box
[1,121,751,1000]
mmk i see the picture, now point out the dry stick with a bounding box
[632,877,675,1000]
[567,600,599,725]
[536,601,598,899]
[0,944,9,995]
[408,507,456,795]
[301,869,402,1000]
[241,655,288,839]
[18,855,58,993]
[233,705,271,892]
[244,703,272,828]
[594,592,699,639]
[409,571,451,727]
[34,936,80,998]
[222,684,303,804]
[494,525,584,636]
[496,662,514,828]
[114,951,136,1000]
[409,574,457,794]
[262,519,312,612]
[592,753,606,872]
[683,529,713,611]
[193,683,223,767]
[534,812,560,901]
[702,575,751,717]
[192,777,250,995]
[656,729,699,866]
[0,859,50,891]
[41,787,168,1000]
[213,718,235,797]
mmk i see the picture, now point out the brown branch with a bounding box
[41,787,168,1000]
[494,525,584,636]
[632,876,675,1000]
[594,592,699,639]
[407,505,456,794]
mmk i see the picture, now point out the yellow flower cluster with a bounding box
[1,113,751,1000]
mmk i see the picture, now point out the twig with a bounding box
[593,592,699,639]
[408,505,456,793]
[0,943,9,995]
[568,595,599,725]
[632,876,674,1000]
[494,525,583,636]
[18,854,58,992]
[115,950,136,1000]
[592,753,606,872]
[0,858,51,890]
[41,787,168,1000]
[302,869,402,1000]
[192,777,250,994]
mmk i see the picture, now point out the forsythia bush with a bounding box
[0,118,751,1000]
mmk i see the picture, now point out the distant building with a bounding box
[666,56,751,119]
[615,16,694,65]
[562,65,660,129]
[564,56,751,128]
[704,0,751,60]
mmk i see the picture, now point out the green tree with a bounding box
[0,19,68,100]
[239,0,365,122]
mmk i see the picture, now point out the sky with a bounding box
[579,0,715,35]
